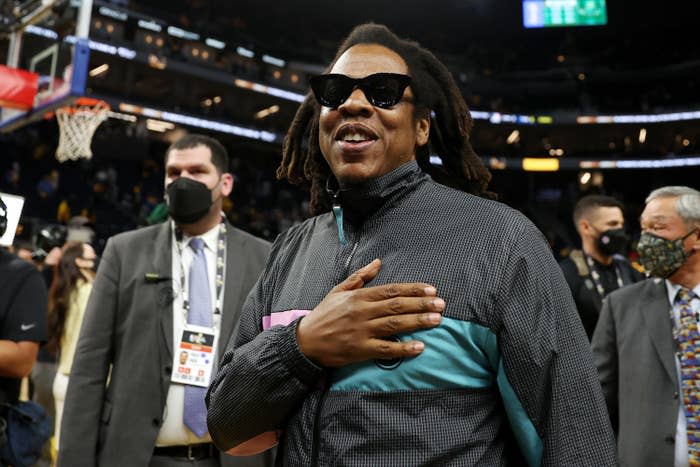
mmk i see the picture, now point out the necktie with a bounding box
[675,287,700,466]
[183,237,212,438]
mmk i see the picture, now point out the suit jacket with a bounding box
[57,221,272,467]
[592,278,678,466]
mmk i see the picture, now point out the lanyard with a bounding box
[585,254,624,299]
[174,220,227,317]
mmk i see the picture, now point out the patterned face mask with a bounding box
[637,230,698,278]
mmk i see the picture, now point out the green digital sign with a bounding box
[523,0,607,28]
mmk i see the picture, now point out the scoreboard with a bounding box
[523,0,607,28]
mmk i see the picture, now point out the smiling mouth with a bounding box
[335,124,378,145]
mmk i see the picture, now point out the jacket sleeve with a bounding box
[56,238,119,467]
[206,234,325,451]
[494,220,617,466]
[591,295,619,430]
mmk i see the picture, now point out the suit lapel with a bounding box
[151,222,174,362]
[218,222,246,357]
[641,279,677,385]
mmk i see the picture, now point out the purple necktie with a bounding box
[183,237,212,437]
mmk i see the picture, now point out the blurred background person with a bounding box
[559,195,642,339]
[29,224,67,467]
[57,134,272,467]
[592,186,700,466]
[0,195,49,465]
[47,241,97,453]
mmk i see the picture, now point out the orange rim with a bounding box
[55,98,111,116]
[74,97,106,107]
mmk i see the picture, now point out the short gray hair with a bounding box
[646,186,700,227]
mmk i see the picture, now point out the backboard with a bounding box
[0,0,91,133]
[0,36,89,132]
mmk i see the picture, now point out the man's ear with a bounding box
[691,226,700,251]
[220,173,234,197]
[415,115,430,147]
[578,219,591,237]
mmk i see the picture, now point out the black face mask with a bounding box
[166,177,213,224]
[596,228,629,256]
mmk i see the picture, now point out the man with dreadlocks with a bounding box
[207,23,616,466]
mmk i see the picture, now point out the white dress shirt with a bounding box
[667,280,700,467]
[156,221,223,446]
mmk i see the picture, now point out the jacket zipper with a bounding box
[311,190,361,465]
[310,241,356,465]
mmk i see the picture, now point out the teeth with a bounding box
[342,133,370,142]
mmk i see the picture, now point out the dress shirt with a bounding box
[156,221,223,446]
[667,280,700,467]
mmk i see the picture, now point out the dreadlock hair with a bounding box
[278,23,493,215]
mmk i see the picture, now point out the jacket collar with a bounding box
[327,160,425,225]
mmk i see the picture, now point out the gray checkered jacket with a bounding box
[207,161,617,466]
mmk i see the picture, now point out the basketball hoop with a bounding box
[55,97,110,163]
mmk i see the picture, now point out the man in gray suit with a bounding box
[57,135,272,467]
[593,186,700,466]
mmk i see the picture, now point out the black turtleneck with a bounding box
[327,160,426,227]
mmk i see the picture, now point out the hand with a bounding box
[43,246,62,266]
[296,259,445,367]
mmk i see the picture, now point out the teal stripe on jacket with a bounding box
[329,317,543,467]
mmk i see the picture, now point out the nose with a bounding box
[337,88,373,117]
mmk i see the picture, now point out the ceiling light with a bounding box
[236,46,254,58]
[89,63,109,77]
[146,119,174,132]
[254,105,280,120]
[148,54,166,70]
[506,130,520,144]
[638,128,647,143]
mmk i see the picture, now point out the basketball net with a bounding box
[55,98,110,163]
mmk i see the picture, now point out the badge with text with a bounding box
[171,324,218,388]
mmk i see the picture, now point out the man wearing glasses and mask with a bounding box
[560,195,643,339]
[593,186,700,467]
[207,23,616,466]
[58,134,271,467]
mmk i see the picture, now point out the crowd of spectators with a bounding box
[0,126,309,254]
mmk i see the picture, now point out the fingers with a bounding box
[363,295,445,319]
[368,303,444,336]
[357,282,438,302]
[332,259,382,293]
[367,337,427,360]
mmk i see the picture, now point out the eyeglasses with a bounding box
[309,73,412,109]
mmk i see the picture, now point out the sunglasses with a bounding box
[310,73,412,109]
